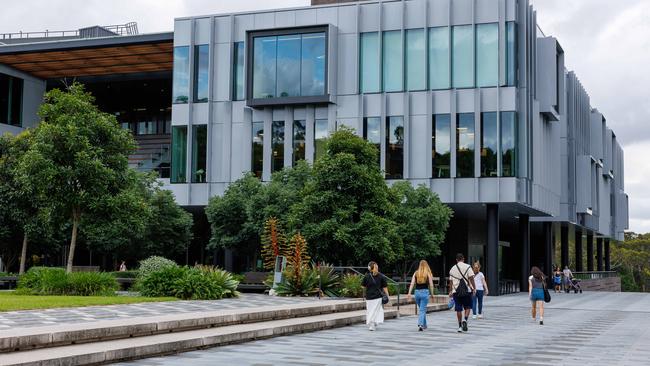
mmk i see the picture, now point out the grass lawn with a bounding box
[0,292,177,312]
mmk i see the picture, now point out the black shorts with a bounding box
[453,293,472,311]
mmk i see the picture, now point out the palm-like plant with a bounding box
[261,217,287,270]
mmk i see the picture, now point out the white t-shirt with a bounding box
[474,272,485,291]
[449,262,474,294]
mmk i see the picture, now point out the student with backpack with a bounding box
[448,253,476,333]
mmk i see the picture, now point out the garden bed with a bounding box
[0,291,176,312]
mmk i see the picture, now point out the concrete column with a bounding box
[596,237,603,271]
[224,248,234,272]
[604,239,611,271]
[486,204,499,296]
[575,230,583,272]
[561,226,569,269]
[586,233,594,271]
[519,214,530,292]
[543,222,553,281]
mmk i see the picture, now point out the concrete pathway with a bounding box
[116,292,650,366]
[0,294,320,330]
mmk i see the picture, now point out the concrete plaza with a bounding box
[117,292,650,366]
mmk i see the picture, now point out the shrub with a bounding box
[195,266,240,299]
[17,267,67,295]
[339,273,363,298]
[137,256,178,278]
[138,265,187,297]
[138,265,240,300]
[109,270,139,279]
[275,266,319,297]
[66,272,119,296]
[311,263,340,297]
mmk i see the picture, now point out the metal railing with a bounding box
[498,279,520,295]
[572,271,618,280]
[0,22,138,40]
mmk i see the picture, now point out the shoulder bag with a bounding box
[370,273,389,305]
[542,277,551,303]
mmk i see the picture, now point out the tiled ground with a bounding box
[117,292,650,366]
[0,294,320,329]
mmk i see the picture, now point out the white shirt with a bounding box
[449,262,474,294]
[474,272,485,291]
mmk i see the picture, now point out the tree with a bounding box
[142,189,193,258]
[17,83,136,273]
[289,128,402,265]
[611,233,650,292]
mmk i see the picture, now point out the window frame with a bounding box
[246,26,330,107]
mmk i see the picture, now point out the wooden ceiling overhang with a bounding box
[0,32,173,79]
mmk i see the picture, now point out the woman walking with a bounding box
[407,260,435,331]
[529,266,546,325]
[553,267,562,293]
[471,261,489,319]
[361,261,389,331]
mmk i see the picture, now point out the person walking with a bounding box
[407,260,435,331]
[563,265,573,293]
[471,261,489,319]
[529,266,546,325]
[553,267,562,293]
[361,261,389,331]
[448,253,476,333]
[119,261,127,272]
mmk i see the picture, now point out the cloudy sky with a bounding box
[2,0,648,232]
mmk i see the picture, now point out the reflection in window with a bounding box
[272,121,285,172]
[172,46,190,104]
[452,25,474,88]
[476,24,498,87]
[501,111,517,177]
[0,74,23,126]
[386,116,404,179]
[252,122,264,178]
[192,125,207,182]
[429,27,450,90]
[383,31,403,92]
[360,32,380,93]
[233,42,245,100]
[293,120,306,165]
[137,121,157,135]
[252,32,326,99]
[171,126,187,183]
[506,22,517,87]
[314,119,328,161]
[456,113,475,177]
[301,33,326,96]
[480,112,497,177]
[363,117,381,165]
[406,29,426,91]
[193,45,209,102]
[433,114,451,178]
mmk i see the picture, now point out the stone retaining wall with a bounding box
[577,277,621,292]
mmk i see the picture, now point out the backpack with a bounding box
[452,264,471,297]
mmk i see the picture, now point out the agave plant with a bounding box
[274,266,319,297]
[311,263,340,297]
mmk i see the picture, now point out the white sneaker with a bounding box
[369,323,376,331]
[457,326,463,333]
[472,315,477,320]
[478,314,483,319]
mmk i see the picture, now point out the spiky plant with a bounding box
[261,217,287,270]
[287,232,311,284]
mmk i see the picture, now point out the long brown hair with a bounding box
[368,261,379,276]
[531,266,545,281]
[415,260,432,283]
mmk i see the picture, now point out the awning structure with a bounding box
[0,32,173,79]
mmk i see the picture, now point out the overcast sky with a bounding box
[2,0,648,233]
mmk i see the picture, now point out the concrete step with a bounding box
[0,300,367,353]
[0,309,398,366]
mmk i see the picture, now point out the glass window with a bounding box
[406,29,426,91]
[193,45,209,102]
[301,33,326,96]
[293,120,306,165]
[476,23,498,87]
[314,119,328,161]
[501,111,517,177]
[433,114,451,178]
[233,42,245,100]
[480,112,498,177]
[171,126,188,183]
[137,121,157,135]
[253,36,277,99]
[383,31,403,92]
[272,121,285,172]
[172,46,190,104]
[506,22,517,87]
[0,74,23,126]
[456,113,475,177]
[191,125,207,183]
[429,27,450,90]
[276,34,301,97]
[121,122,131,131]
[252,122,264,178]
[360,32,380,93]
[452,25,474,88]
[363,117,381,165]
[386,116,404,179]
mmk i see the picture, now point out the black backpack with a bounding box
[452,264,471,297]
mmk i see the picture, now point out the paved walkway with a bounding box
[0,294,320,330]
[117,292,650,366]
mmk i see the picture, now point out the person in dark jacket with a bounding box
[361,261,389,331]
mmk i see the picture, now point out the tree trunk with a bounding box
[66,209,81,274]
[19,232,28,275]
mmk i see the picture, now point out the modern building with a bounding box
[0,0,629,293]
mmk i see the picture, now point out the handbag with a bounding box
[370,273,389,305]
[542,278,551,303]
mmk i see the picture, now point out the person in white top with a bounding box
[448,253,476,333]
[471,261,489,319]
[562,266,573,293]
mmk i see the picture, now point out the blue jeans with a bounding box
[414,289,430,327]
[472,290,484,315]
